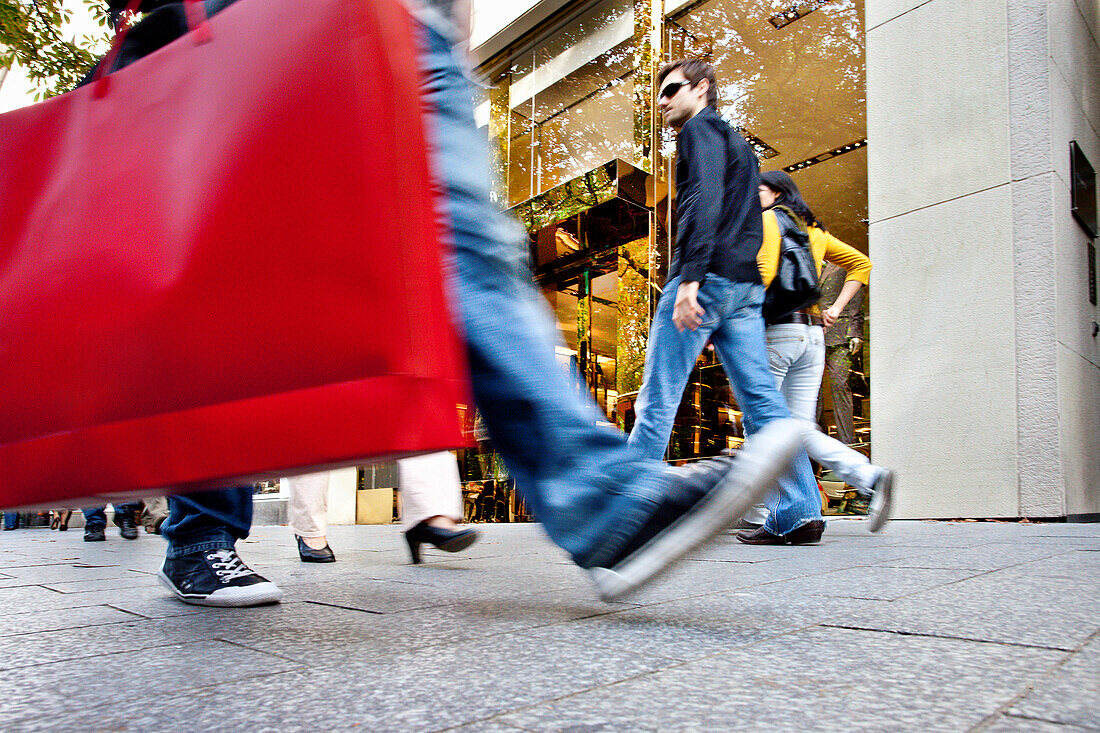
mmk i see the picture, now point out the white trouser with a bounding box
[743,323,880,525]
[286,451,464,537]
[396,451,464,530]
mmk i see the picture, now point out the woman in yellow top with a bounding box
[738,170,894,542]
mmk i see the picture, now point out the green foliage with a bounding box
[0,0,111,100]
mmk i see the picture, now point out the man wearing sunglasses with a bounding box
[627,60,825,546]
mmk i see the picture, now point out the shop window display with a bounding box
[467,0,873,520]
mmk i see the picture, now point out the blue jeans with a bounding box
[627,275,821,536]
[82,502,141,530]
[420,23,668,568]
[161,488,253,559]
[2,512,18,530]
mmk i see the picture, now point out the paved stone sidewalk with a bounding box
[0,518,1096,732]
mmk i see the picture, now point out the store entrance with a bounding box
[663,0,871,513]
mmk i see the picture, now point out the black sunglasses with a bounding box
[658,80,692,100]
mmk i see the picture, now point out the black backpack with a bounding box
[762,206,821,324]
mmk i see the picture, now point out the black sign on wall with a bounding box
[1070,141,1097,238]
[1090,242,1097,306]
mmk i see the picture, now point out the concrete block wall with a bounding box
[1048,0,1100,518]
[868,0,1100,518]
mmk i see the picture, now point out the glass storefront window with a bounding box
[477,0,872,518]
[503,0,636,205]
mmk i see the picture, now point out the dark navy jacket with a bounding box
[669,105,764,286]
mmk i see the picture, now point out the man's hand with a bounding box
[821,304,841,329]
[673,281,705,331]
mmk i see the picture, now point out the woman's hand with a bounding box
[822,304,841,328]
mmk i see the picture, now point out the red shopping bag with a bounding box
[0,0,469,509]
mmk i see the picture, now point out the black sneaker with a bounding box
[115,513,138,540]
[83,525,106,542]
[158,547,283,607]
[590,418,803,601]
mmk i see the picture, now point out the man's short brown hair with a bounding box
[657,58,718,109]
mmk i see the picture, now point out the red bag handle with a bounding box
[93,0,212,98]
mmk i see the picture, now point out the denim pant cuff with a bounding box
[765,516,825,536]
[165,531,238,559]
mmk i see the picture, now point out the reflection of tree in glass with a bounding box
[668,0,864,163]
[617,235,651,396]
[508,28,638,203]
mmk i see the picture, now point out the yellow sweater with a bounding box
[757,211,872,306]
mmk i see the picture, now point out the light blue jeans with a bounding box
[420,23,669,569]
[627,275,821,536]
[765,323,879,492]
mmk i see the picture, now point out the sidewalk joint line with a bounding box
[303,600,384,614]
[821,624,1076,652]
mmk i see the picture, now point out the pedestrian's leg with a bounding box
[399,452,479,563]
[158,487,282,606]
[112,501,141,540]
[141,496,168,534]
[161,488,253,558]
[740,323,801,527]
[627,275,716,460]
[286,471,336,561]
[418,27,669,568]
[709,284,821,537]
[81,506,107,529]
[397,452,464,531]
[287,471,329,540]
[81,505,107,541]
[418,23,801,597]
[790,331,882,494]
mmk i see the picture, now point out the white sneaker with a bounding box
[867,469,895,533]
[590,418,803,602]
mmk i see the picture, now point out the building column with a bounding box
[867,0,1099,519]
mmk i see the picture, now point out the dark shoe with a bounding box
[84,526,106,542]
[737,519,825,545]
[867,469,894,533]
[58,510,71,531]
[158,547,283,607]
[116,513,138,540]
[590,418,803,602]
[296,535,336,563]
[404,521,479,564]
[786,520,825,544]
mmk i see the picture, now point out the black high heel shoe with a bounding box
[58,510,71,531]
[404,521,479,564]
[296,535,336,563]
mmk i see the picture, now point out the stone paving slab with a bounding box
[1008,634,1100,729]
[0,520,1095,732]
[494,627,1069,732]
[59,634,671,732]
[516,585,875,662]
[761,564,983,600]
[0,639,304,733]
[829,555,1100,651]
[2,604,143,638]
[0,617,205,671]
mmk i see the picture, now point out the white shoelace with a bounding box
[206,549,254,583]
